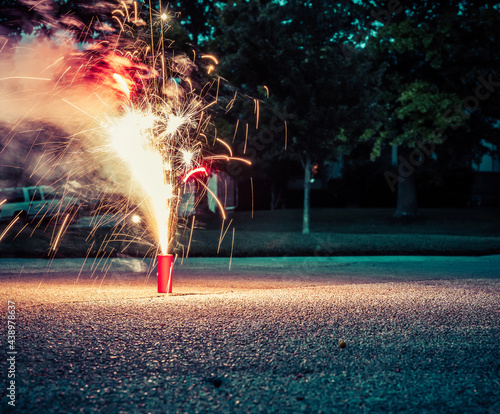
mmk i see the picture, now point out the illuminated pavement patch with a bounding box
[0,255,499,307]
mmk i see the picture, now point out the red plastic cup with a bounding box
[158,254,173,293]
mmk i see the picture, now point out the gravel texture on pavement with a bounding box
[0,258,499,413]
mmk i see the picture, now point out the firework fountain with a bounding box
[0,1,248,293]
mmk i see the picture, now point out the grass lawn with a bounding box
[0,208,500,258]
[186,208,500,257]
[1,207,498,258]
[200,208,500,235]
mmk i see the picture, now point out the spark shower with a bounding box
[0,0,249,291]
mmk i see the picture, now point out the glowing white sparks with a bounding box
[107,109,155,161]
[181,149,194,167]
[165,114,185,136]
[105,108,173,254]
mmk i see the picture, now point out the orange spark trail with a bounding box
[0,217,19,242]
[197,178,227,220]
[201,55,219,65]
[50,214,70,253]
[186,215,195,258]
[216,138,233,156]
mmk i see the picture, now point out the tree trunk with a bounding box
[302,155,312,234]
[394,147,419,218]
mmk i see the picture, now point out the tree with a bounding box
[210,0,380,233]
[169,0,220,46]
[363,1,500,216]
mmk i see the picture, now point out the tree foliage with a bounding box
[168,0,221,45]
[364,1,500,155]
[212,0,379,159]
[357,1,500,214]
[208,0,381,231]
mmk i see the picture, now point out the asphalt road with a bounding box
[1,256,499,413]
[1,254,500,276]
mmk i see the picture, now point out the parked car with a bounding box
[0,186,80,223]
